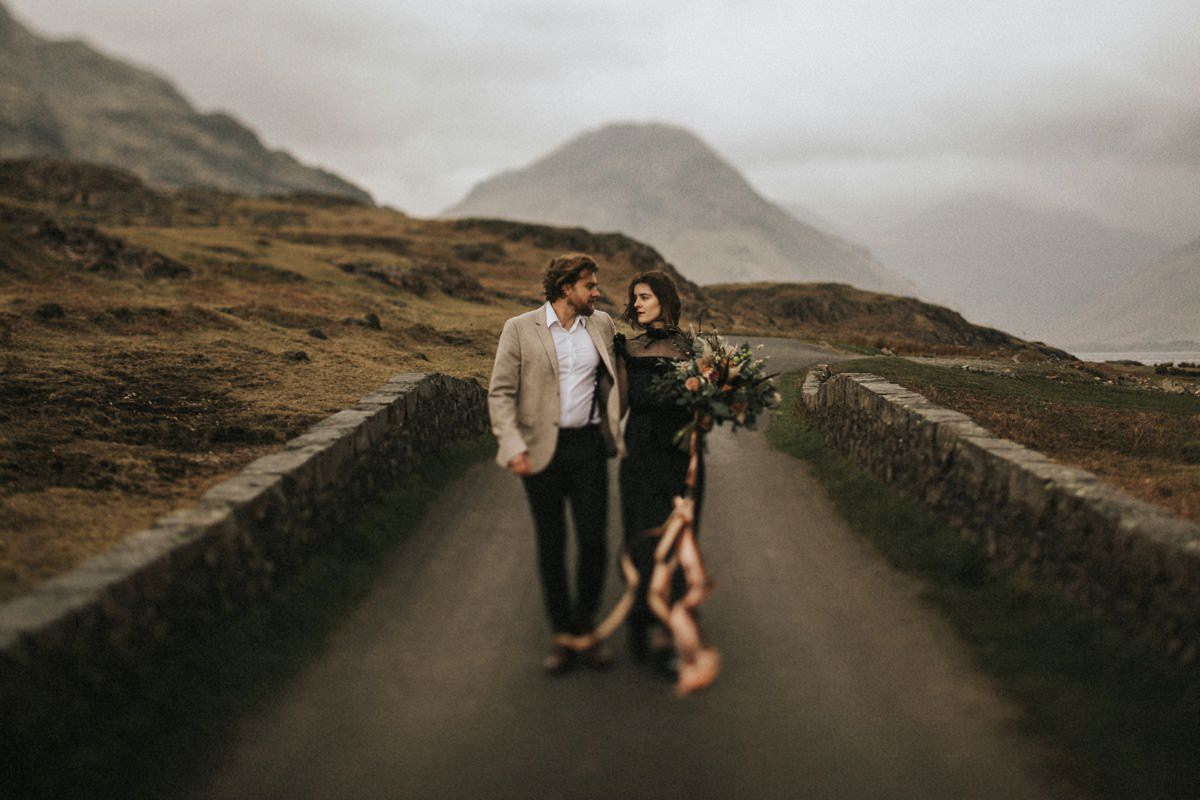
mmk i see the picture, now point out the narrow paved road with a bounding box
[194,341,1065,800]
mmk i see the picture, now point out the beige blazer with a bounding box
[488,306,623,474]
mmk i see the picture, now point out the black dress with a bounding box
[616,330,705,646]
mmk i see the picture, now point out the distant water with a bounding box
[1076,351,1200,365]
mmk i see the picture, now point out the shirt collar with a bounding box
[544,301,586,332]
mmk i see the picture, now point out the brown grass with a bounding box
[1,192,690,600]
[925,391,1200,522]
[831,358,1200,524]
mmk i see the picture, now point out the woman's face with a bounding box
[632,283,662,326]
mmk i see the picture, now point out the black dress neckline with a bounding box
[642,325,680,340]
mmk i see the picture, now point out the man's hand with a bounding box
[507,452,533,476]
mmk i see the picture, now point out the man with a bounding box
[488,253,623,674]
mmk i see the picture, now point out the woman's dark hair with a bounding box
[623,270,682,330]
[543,253,599,301]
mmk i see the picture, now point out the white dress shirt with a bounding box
[545,302,600,429]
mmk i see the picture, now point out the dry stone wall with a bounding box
[803,370,1200,663]
[0,373,487,716]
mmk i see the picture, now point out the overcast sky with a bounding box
[9,0,1200,242]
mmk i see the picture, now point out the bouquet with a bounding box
[653,328,781,450]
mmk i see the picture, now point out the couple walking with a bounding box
[488,253,716,695]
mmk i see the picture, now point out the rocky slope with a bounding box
[446,122,912,294]
[0,2,370,203]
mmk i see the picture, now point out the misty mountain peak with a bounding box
[0,1,32,46]
[447,121,911,292]
[477,121,743,200]
[549,122,717,163]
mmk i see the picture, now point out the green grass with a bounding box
[834,356,1200,415]
[766,373,1200,800]
[6,433,494,800]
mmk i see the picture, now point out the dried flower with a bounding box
[649,327,780,451]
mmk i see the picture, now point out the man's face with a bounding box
[562,270,600,316]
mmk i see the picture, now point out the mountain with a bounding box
[1051,236,1200,350]
[701,281,1070,360]
[873,194,1169,341]
[777,200,864,243]
[0,2,371,203]
[445,122,912,294]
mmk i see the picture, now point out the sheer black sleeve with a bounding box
[623,332,689,413]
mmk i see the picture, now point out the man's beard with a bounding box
[571,297,595,316]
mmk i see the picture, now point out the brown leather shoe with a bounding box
[580,642,613,671]
[542,644,576,675]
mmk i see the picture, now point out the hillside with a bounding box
[873,194,1168,341]
[446,122,912,294]
[0,158,1062,601]
[1052,235,1200,350]
[0,2,370,202]
[0,159,700,600]
[702,282,1071,359]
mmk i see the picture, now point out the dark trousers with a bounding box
[521,425,608,634]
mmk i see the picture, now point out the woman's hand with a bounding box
[507,452,533,475]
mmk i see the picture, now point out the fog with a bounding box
[9,0,1200,241]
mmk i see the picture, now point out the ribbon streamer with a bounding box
[558,416,719,697]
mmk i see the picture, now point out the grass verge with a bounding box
[7,433,494,800]
[766,372,1200,800]
[828,357,1200,523]
[831,356,1200,414]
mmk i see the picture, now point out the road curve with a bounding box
[193,341,1066,800]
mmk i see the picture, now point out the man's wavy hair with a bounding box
[622,270,682,330]
[542,253,600,301]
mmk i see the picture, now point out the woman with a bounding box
[615,270,711,687]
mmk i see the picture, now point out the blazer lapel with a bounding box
[586,317,615,377]
[533,314,559,380]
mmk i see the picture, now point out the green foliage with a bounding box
[767,374,1200,800]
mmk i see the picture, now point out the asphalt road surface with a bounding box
[194,341,1065,800]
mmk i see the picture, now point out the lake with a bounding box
[1075,351,1200,365]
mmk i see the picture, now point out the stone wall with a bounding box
[802,370,1200,663]
[0,373,487,717]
